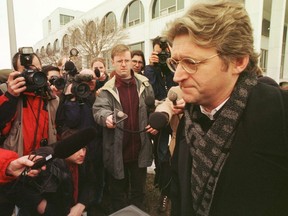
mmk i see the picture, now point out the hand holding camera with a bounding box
[7,71,27,97]
[149,38,171,66]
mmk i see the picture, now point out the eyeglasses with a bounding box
[115,59,131,65]
[132,60,143,65]
[166,53,219,74]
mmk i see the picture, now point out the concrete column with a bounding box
[245,0,264,54]
[266,0,286,83]
[7,0,17,59]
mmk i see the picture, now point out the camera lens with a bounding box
[53,77,66,90]
[72,83,90,98]
[32,72,47,87]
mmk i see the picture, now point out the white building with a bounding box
[34,0,288,83]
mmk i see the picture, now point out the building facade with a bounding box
[33,0,288,82]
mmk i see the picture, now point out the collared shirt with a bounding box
[200,98,229,120]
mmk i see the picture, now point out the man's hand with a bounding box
[6,71,26,96]
[6,155,45,178]
[106,114,116,128]
[68,203,85,216]
[145,125,159,135]
[172,99,185,115]
[149,51,159,65]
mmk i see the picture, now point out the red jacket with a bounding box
[0,148,18,184]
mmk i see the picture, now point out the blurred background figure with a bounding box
[144,36,178,213]
[131,50,146,75]
[90,57,109,93]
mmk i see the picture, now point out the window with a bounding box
[71,29,81,47]
[86,21,96,42]
[62,34,69,52]
[60,14,74,26]
[123,0,144,28]
[46,43,52,55]
[53,39,60,52]
[262,19,270,37]
[152,0,184,18]
[260,49,268,73]
[48,20,51,33]
[103,12,116,34]
[129,42,144,51]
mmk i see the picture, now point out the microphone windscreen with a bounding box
[145,95,155,108]
[54,127,97,159]
[168,90,178,105]
[64,61,75,71]
[149,112,169,130]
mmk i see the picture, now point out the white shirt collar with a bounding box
[200,98,229,120]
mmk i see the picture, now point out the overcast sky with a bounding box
[0,0,105,69]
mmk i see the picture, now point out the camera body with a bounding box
[157,39,171,65]
[17,47,48,91]
[49,76,66,90]
[18,69,47,91]
[71,74,93,99]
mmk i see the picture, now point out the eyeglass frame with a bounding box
[166,53,219,74]
[131,59,144,65]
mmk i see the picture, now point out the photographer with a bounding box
[42,65,65,97]
[144,36,178,102]
[144,36,178,213]
[0,48,59,215]
[90,57,109,93]
[56,68,105,214]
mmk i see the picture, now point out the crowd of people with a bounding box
[1,0,288,215]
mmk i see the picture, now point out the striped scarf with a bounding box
[184,71,257,215]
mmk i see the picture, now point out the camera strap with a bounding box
[26,95,43,150]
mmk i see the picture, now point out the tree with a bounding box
[39,16,128,69]
[68,17,128,63]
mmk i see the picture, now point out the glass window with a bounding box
[104,12,116,34]
[53,39,60,52]
[152,0,184,18]
[260,49,268,73]
[129,42,144,51]
[124,0,144,28]
[86,21,96,42]
[71,29,81,46]
[48,20,51,33]
[60,14,74,26]
[62,34,69,52]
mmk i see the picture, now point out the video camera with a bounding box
[71,74,93,99]
[16,47,48,92]
[157,38,171,65]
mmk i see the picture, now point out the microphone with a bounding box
[113,108,128,124]
[30,127,97,169]
[148,112,169,130]
[168,90,178,105]
[145,95,156,114]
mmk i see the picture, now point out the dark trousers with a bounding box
[152,125,172,196]
[108,161,147,212]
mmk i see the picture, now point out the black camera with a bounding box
[18,69,47,90]
[49,76,66,90]
[157,39,171,65]
[71,74,93,99]
[17,47,48,91]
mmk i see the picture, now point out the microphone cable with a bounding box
[115,125,148,134]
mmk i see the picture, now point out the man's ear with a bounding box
[233,55,249,74]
